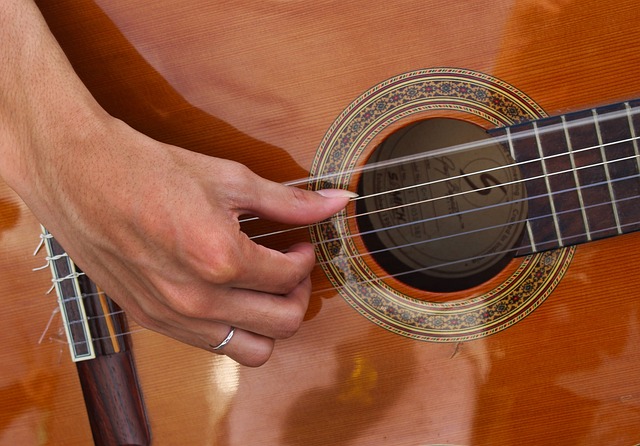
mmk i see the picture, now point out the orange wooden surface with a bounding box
[2,0,639,444]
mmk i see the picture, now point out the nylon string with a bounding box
[41,105,640,347]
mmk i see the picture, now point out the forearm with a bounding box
[0,0,105,197]
[0,0,353,367]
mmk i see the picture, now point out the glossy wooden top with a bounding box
[2,0,639,444]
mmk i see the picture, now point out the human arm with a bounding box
[0,0,352,366]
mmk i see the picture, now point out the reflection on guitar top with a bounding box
[1,0,639,444]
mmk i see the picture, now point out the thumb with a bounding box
[241,178,357,225]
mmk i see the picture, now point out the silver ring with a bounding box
[210,327,235,351]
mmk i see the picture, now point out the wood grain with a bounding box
[2,0,639,444]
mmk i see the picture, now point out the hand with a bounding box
[34,115,354,367]
[0,0,353,366]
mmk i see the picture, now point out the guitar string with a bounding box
[44,145,640,343]
[52,201,640,345]
[238,104,640,239]
[56,209,640,347]
[310,221,640,296]
[243,134,640,235]
[46,173,640,342]
[42,106,640,344]
[34,109,639,273]
[311,185,639,270]
[56,191,639,339]
[50,147,640,330]
[314,174,640,262]
[248,152,640,245]
[279,104,640,189]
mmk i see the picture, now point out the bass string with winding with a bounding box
[310,218,639,296]
[280,104,640,189]
[243,138,640,244]
[241,105,640,240]
[54,204,638,348]
[54,147,638,316]
[47,107,640,344]
[248,152,640,244]
[312,172,639,256]
[56,186,638,343]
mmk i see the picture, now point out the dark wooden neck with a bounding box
[491,99,640,256]
[42,229,150,445]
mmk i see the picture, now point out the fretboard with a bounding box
[490,99,640,256]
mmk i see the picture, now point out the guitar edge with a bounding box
[1,0,639,445]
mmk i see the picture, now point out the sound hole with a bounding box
[356,118,527,293]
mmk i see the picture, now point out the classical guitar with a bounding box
[1,0,639,445]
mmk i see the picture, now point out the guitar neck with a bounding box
[41,229,151,445]
[491,99,640,255]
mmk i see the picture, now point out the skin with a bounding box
[0,0,353,367]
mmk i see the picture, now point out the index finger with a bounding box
[229,238,318,295]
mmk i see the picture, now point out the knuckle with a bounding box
[155,281,210,320]
[287,268,310,291]
[168,292,209,319]
[174,213,246,287]
[273,265,311,296]
[275,307,305,339]
[207,252,242,284]
[288,185,308,203]
[286,187,317,215]
[223,163,256,200]
[189,242,243,286]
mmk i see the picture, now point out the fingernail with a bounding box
[315,188,359,199]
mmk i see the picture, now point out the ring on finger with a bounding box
[210,327,235,351]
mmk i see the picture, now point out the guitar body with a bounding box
[2,0,639,444]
